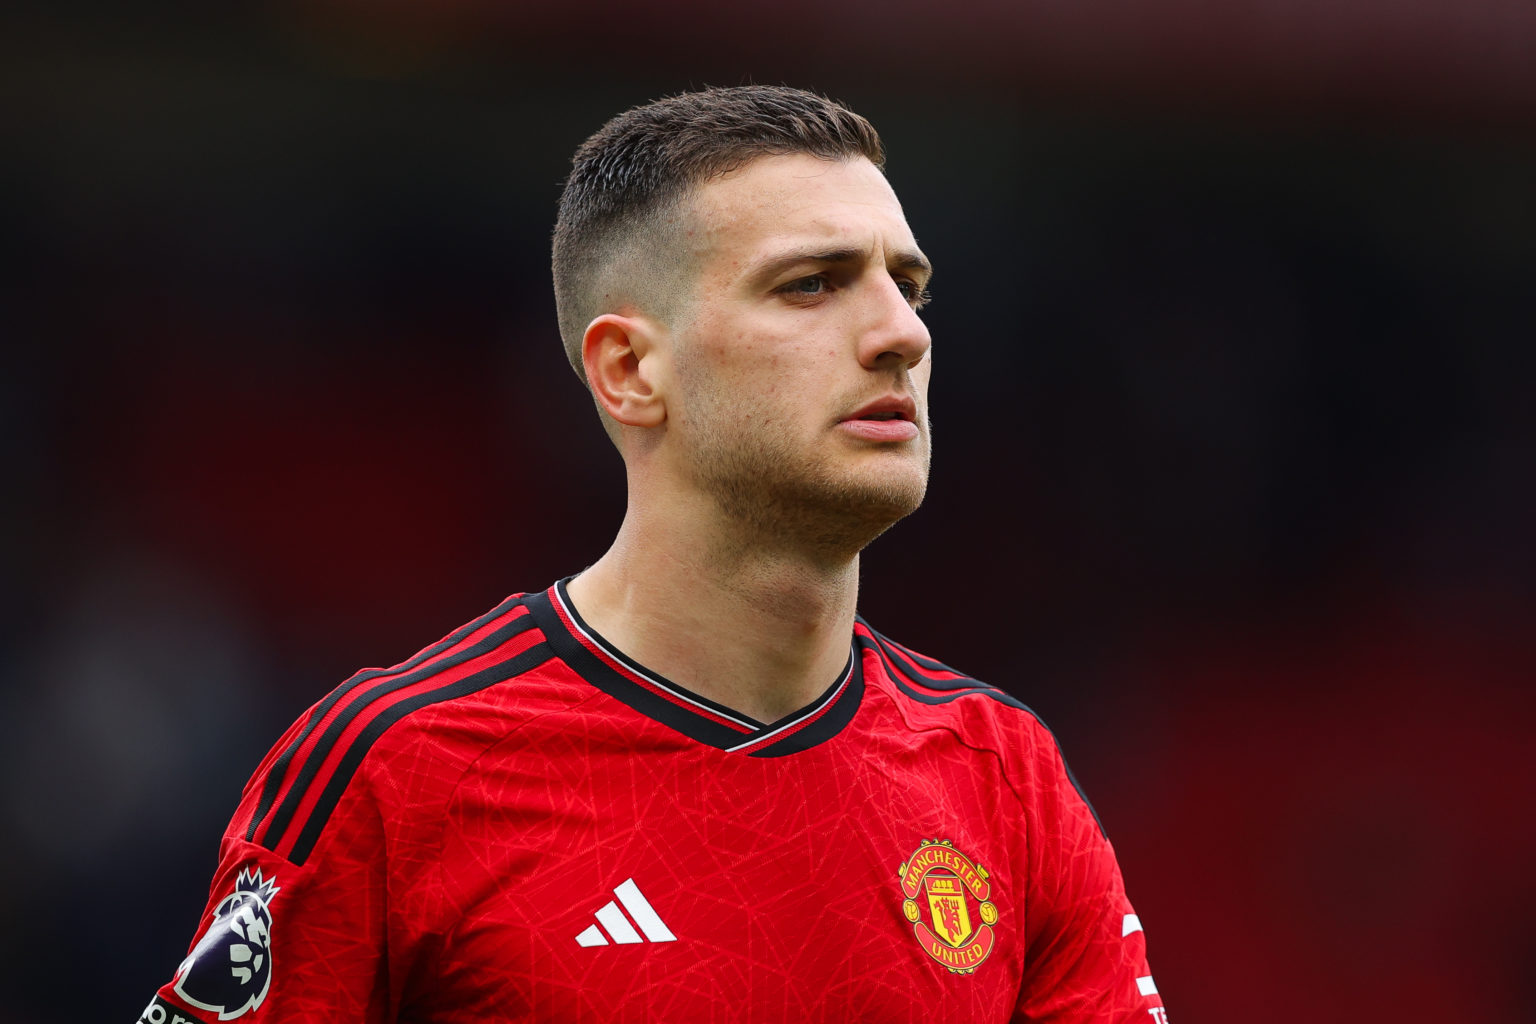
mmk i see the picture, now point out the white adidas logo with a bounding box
[574,878,677,947]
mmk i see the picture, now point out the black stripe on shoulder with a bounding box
[251,598,537,851]
[245,594,526,843]
[882,634,967,678]
[287,639,556,865]
[881,637,1019,700]
[860,625,1027,708]
[859,626,1107,839]
[1053,741,1108,840]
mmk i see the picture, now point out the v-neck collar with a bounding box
[524,579,864,757]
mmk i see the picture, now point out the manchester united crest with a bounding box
[897,839,999,974]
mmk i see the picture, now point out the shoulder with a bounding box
[855,618,1106,837]
[238,591,583,866]
[855,617,1043,736]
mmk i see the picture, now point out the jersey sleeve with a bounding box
[1012,731,1168,1023]
[136,709,434,1024]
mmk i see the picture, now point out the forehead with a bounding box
[684,153,919,273]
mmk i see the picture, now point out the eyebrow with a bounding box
[747,245,934,286]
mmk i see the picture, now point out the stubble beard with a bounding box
[685,414,931,564]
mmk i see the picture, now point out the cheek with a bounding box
[683,313,767,381]
[674,307,830,427]
[689,330,789,397]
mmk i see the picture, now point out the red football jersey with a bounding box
[140,580,1167,1024]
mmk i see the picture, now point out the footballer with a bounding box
[140,85,1167,1024]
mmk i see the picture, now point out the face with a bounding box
[659,153,934,555]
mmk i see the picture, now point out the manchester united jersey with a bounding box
[139,580,1167,1024]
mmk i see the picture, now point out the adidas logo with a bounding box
[574,878,677,947]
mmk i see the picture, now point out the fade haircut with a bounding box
[551,85,885,387]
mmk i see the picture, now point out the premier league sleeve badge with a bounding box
[172,867,281,1020]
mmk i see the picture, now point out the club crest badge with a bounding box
[173,866,281,1020]
[897,839,999,974]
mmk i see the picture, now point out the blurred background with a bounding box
[3,1,1534,1021]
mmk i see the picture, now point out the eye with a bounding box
[895,278,933,309]
[781,275,827,296]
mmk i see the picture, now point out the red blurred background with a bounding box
[2,2,1533,1021]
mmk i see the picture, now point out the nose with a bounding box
[857,275,932,371]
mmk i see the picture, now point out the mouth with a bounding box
[844,396,918,424]
[839,395,921,442]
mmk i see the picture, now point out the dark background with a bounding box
[3,1,1534,1021]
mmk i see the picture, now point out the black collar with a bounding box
[524,579,864,757]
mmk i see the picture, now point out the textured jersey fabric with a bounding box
[141,580,1167,1023]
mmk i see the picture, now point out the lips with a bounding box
[838,395,921,443]
[843,395,918,424]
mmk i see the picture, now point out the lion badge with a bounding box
[173,866,281,1020]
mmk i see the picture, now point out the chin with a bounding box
[806,468,929,548]
[845,449,929,507]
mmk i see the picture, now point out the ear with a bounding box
[582,313,667,430]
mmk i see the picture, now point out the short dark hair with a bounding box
[551,85,885,382]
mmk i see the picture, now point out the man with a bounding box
[140,86,1166,1024]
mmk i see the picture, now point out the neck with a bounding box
[565,494,861,724]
